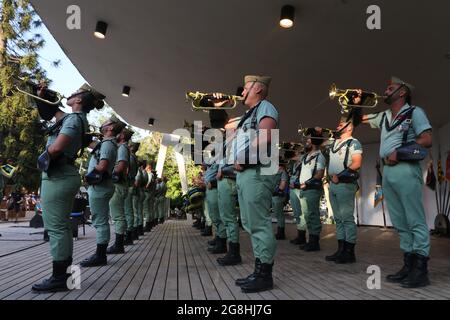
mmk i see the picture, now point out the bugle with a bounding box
[329,83,387,112]
[14,78,66,106]
[186,91,244,111]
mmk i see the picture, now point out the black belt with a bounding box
[223,176,236,180]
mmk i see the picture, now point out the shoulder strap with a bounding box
[402,107,415,145]
[379,112,386,130]
[312,154,320,177]
[343,139,354,169]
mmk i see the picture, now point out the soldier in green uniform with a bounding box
[138,161,148,235]
[80,116,125,267]
[205,163,227,254]
[216,131,241,266]
[124,142,139,245]
[157,176,168,223]
[141,162,152,233]
[132,160,144,239]
[144,163,156,232]
[288,154,307,246]
[107,127,133,254]
[32,84,105,292]
[298,132,326,251]
[232,75,279,293]
[324,115,363,264]
[361,77,433,288]
[272,161,289,240]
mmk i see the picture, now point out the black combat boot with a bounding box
[138,225,144,236]
[192,218,201,228]
[334,241,356,264]
[290,230,306,245]
[132,227,139,241]
[106,234,125,254]
[208,237,227,254]
[124,231,134,246]
[236,258,262,286]
[275,227,286,240]
[217,242,242,266]
[32,260,71,293]
[207,236,218,247]
[80,244,107,267]
[144,222,151,232]
[302,234,320,252]
[325,240,345,261]
[201,225,213,237]
[240,262,274,293]
[43,230,49,242]
[400,254,430,288]
[386,252,415,283]
[196,220,205,230]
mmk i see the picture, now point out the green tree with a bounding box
[136,132,201,207]
[0,0,49,191]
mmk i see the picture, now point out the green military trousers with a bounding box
[142,190,151,223]
[88,183,115,245]
[290,189,306,231]
[236,167,277,264]
[206,187,226,238]
[132,188,143,227]
[145,193,155,223]
[41,173,80,261]
[329,183,358,243]
[299,189,323,236]
[109,182,128,235]
[124,186,135,232]
[383,162,430,256]
[201,199,212,227]
[156,196,163,220]
[272,196,286,228]
[217,178,239,243]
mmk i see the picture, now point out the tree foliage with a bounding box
[0,0,49,191]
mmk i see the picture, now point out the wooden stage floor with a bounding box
[1,219,450,300]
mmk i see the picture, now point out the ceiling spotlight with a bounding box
[94,21,108,39]
[122,86,131,97]
[280,5,295,29]
[445,52,450,60]
[148,118,155,126]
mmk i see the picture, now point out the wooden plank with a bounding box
[164,222,179,300]
[74,230,158,300]
[187,222,250,300]
[148,222,174,300]
[178,222,206,300]
[183,223,221,300]
[114,223,170,300]
[132,224,173,300]
[2,235,97,300]
[177,222,192,300]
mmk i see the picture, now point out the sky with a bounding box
[36,22,150,140]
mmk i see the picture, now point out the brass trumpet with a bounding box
[186,91,244,112]
[329,83,387,111]
[14,78,66,105]
[298,125,337,140]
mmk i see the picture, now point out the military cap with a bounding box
[244,75,272,87]
[389,77,415,92]
[109,114,127,132]
[78,83,106,100]
[339,107,363,127]
[77,83,106,110]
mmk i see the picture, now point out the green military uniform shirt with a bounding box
[233,100,279,166]
[327,137,363,175]
[299,150,326,184]
[366,104,432,158]
[87,137,118,181]
[44,112,88,177]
